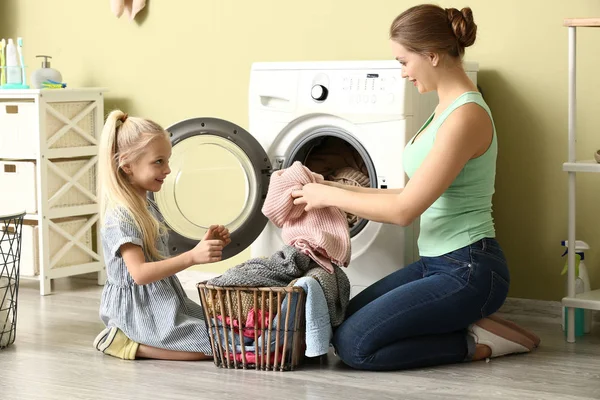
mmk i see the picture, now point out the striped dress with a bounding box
[99,201,212,354]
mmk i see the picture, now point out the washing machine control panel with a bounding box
[341,73,401,105]
[301,69,411,115]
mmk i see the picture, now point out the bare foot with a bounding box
[469,318,535,358]
[473,344,492,361]
[487,314,541,347]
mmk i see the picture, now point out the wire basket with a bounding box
[0,211,24,349]
[197,282,306,371]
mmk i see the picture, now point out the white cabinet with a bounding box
[0,88,107,295]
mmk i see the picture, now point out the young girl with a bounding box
[93,110,231,361]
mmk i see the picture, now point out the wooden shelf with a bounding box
[563,289,600,311]
[0,89,107,295]
[564,18,600,27]
[563,160,600,173]
[24,204,101,221]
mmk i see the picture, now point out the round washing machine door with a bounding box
[148,117,272,260]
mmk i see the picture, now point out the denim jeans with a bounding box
[332,237,510,371]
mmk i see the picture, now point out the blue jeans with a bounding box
[332,237,510,371]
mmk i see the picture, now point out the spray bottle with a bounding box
[561,240,592,334]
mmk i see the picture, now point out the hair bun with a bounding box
[446,7,477,48]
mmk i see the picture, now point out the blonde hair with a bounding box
[98,109,169,261]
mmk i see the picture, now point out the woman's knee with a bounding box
[332,326,372,370]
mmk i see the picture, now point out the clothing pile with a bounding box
[207,246,350,358]
[206,162,353,359]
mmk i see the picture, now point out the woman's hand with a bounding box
[291,183,332,212]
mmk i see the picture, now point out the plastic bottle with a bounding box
[31,55,62,89]
[561,240,592,334]
[5,38,21,85]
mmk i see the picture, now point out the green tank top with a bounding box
[403,91,497,257]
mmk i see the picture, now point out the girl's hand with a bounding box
[203,224,231,247]
[291,183,331,212]
[190,237,223,265]
[189,225,229,264]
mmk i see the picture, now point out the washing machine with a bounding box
[151,60,479,296]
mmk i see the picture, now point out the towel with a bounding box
[287,277,332,357]
[262,161,351,273]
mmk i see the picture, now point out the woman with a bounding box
[291,4,539,371]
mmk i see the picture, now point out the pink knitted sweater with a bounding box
[261,161,351,274]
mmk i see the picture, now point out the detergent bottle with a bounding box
[561,240,592,335]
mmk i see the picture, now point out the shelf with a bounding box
[49,204,99,219]
[47,262,103,279]
[19,275,40,281]
[563,160,600,173]
[564,18,600,27]
[24,205,99,221]
[47,146,99,159]
[563,289,600,311]
[18,262,103,281]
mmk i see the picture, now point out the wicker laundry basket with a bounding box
[197,282,306,371]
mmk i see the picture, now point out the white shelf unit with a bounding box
[561,19,600,342]
[0,88,107,295]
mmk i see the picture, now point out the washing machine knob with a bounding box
[311,84,328,101]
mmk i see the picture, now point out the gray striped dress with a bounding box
[99,202,212,354]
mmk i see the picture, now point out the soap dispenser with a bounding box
[31,55,62,89]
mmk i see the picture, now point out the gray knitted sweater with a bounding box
[207,246,350,327]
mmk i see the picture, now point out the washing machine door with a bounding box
[148,117,272,260]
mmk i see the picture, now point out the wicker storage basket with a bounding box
[197,282,306,371]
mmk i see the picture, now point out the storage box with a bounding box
[0,158,96,214]
[48,216,94,269]
[0,99,99,159]
[0,101,37,159]
[0,161,37,213]
[47,158,97,209]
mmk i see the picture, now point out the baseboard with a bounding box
[498,297,562,323]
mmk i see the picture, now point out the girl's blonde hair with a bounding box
[98,109,169,261]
